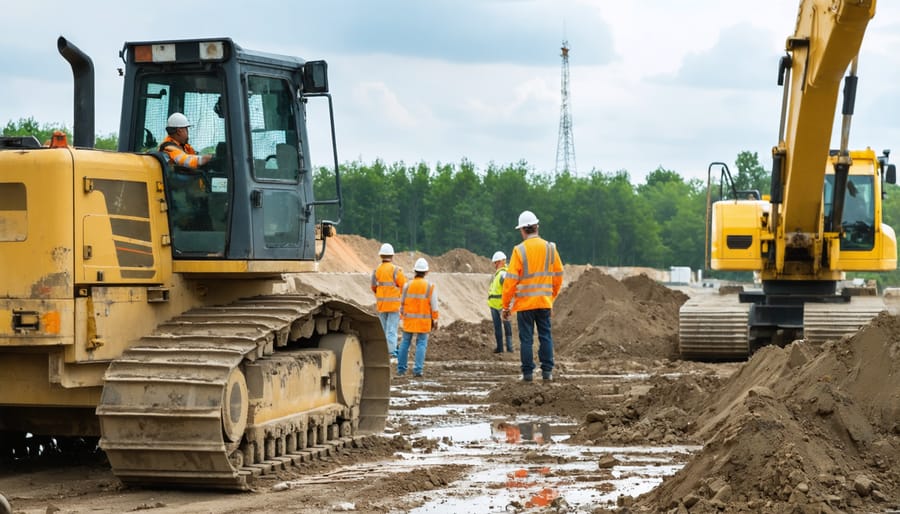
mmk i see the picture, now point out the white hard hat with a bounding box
[515,210,539,229]
[414,258,429,272]
[491,251,506,262]
[166,112,191,128]
[378,243,394,256]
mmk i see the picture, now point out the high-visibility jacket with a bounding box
[160,136,204,168]
[371,261,406,313]
[502,235,563,312]
[487,265,508,310]
[400,277,438,333]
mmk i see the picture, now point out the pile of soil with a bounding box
[426,320,505,361]
[569,372,724,445]
[425,270,690,363]
[553,269,688,360]
[318,234,492,274]
[632,312,900,513]
[485,381,600,420]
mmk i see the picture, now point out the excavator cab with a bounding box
[117,39,339,264]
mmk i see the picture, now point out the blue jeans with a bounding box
[517,309,554,378]
[397,331,429,376]
[490,308,513,351]
[378,311,400,357]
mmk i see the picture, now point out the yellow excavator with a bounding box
[0,37,389,489]
[679,0,897,360]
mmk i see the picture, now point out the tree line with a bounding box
[312,158,754,272]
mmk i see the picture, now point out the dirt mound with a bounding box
[636,312,900,513]
[553,269,688,361]
[570,372,723,446]
[318,233,492,274]
[432,248,493,273]
[317,234,374,273]
[486,381,598,420]
[426,320,514,361]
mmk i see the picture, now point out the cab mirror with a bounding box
[302,60,328,94]
[887,164,896,185]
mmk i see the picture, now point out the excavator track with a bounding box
[96,295,389,490]
[679,294,886,360]
[678,295,751,360]
[803,296,885,342]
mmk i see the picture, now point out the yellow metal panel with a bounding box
[0,352,101,406]
[72,149,169,285]
[0,299,75,346]
[174,260,318,275]
[0,148,75,299]
[709,201,765,271]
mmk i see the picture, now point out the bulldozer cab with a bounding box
[117,39,338,262]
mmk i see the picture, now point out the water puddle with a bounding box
[279,370,699,512]
[401,418,697,513]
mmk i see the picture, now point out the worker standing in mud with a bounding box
[397,258,439,377]
[371,243,406,358]
[502,210,564,382]
[488,251,514,353]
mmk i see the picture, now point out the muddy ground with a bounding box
[1,234,899,513]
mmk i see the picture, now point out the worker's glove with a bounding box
[432,321,439,331]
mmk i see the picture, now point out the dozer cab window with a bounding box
[133,73,232,257]
[246,75,304,249]
[825,175,875,251]
[247,76,301,183]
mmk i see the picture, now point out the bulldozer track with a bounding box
[96,295,389,490]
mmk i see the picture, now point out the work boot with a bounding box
[522,374,533,382]
[493,348,503,353]
[542,373,553,382]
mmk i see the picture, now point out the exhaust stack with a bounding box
[57,37,94,148]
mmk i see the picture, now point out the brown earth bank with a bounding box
[611,312,900,513]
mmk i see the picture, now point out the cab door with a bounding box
[245,74,310,259]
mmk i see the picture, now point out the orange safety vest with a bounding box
[400,277,438,333]
[371,262,406,312]
[502,236,563,312]
[160,136,203,168]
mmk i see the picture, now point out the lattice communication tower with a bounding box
[555,40,576,174]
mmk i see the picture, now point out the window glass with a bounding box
[247,76,299,182]
[825,175,875,251]
[263,191,300,247]
[134,73,231,256]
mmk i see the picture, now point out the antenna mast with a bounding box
[555,40,576,174]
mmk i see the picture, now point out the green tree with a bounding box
[733,151,769,197]
[95,133,118,150]
[2,117,69,144]
[3,117,117,149]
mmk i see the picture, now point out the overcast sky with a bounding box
[2,1,899,182]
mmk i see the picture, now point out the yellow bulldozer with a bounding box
[0,37,389,489]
